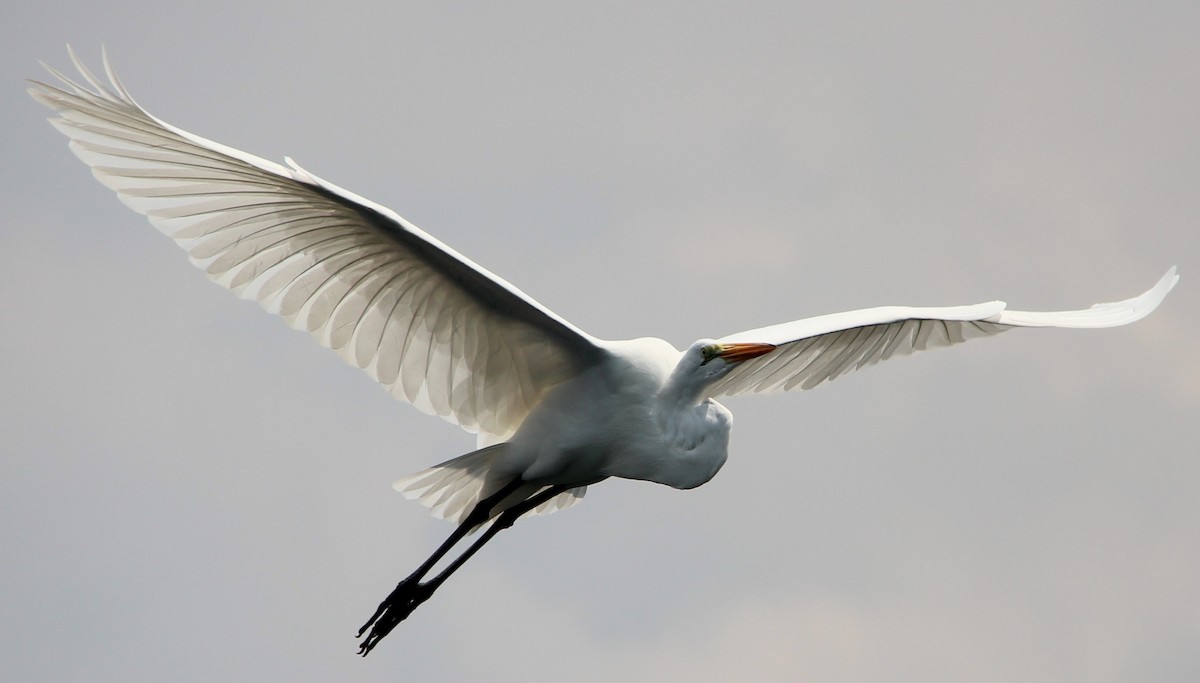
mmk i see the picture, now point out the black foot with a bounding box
[356,577,438,656]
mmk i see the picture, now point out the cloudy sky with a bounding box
[2,2,1197,681]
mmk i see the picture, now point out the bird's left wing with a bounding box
[705,268,1177,397]
[30,49,605,440]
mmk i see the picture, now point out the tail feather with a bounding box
[534,487,586,515]
[394,444,587,525]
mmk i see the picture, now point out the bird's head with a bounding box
[694,340,775,365]
[688,339,776,378]
[665,340,777,403]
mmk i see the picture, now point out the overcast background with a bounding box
[2,2,1197,682]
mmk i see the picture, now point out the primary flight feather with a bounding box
[29,48,1178,655]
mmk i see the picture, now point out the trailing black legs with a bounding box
[356,480,571,656]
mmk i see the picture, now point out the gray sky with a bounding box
[3,2,1197,681]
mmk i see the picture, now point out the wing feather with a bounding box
[31,49,604,439]
[707,268,1177,398]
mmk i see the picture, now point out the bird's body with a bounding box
[29,48,1178,656]
[394,337,744,527]
[506,339,733,489]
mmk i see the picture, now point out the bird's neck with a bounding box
[648,373,732,490]
[662,357,724,410]
[659,364,710,410]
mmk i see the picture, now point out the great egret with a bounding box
[30,49,1177,656]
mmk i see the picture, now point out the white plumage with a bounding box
[29,48,1178,655]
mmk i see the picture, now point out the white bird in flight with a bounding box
[30,48,1177,656]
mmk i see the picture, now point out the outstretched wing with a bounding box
[30,48,605,440]
[706,268,1177,397]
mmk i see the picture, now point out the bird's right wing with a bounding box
[705,268,1177,397]
[30,49,606,441]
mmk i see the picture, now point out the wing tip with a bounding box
[995,267,1178,328]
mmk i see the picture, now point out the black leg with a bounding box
[356,478,524,644]
[356,481,571,656]
[418,483,571,589]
